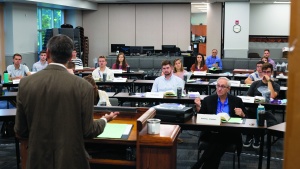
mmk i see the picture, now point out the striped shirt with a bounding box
[71,57,83,66]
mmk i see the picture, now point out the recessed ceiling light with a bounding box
[274,1,291,3]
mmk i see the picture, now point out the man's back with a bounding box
[15,64,104,169]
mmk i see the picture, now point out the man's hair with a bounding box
[256,61,265,65]
[98,56,107,61]
[262,62,273,71]
[264,49,270,53]
[161,60,172,67]
[217,77,231,87]
[46,34,74,64]
[39,50,46,55]
[13,53,22,59]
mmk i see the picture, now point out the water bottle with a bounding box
[257,104,265,126]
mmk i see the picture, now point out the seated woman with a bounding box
[83,75,111,106]
[112,52,129,71]
[190,53,208,72]
[172,58,187,79]
[261,56,268,63]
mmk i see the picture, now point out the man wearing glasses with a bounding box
[193,77,246,169]
[244,63,280,149]
[244,61,265,84]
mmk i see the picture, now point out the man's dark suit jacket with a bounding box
[14,64,106,169]
[198,94,247,144]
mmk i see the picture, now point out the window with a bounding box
[37,8,64,51]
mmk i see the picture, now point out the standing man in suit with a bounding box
[192,77,246,169]
[205,49,223,70]
[14,34,119,169]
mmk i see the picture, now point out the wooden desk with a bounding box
[191,73,233,80]
[233,69,254,74]
[75,71,145,79]
[112,92,206,105]
[170,116,266,169]
[267,122,285,169]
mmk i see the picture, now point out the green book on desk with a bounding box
[97,123,133,139]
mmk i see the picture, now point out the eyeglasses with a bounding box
[262,71,272,74]
[216,85,228,90]
[256,66,262,68]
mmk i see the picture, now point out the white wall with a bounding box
[4,2,37,68]
[83,4,191,67]
[65,10,83,27]
[82,4,109,63]
[224,2,250,58]
[250,4,290,36]
[206,3,222,57]
[191,13,207,25]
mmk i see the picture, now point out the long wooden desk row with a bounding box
[1,107,285,169]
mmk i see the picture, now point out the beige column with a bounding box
[283,0,300,168]
[0,4,5,77]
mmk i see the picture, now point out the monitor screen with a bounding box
[94,106,137,113]
[142,46,155,54]
[111,44,125,52]
[162,45,177,54]
[130,46,142,54]
[119,46,130,55]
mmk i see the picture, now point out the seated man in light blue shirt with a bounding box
[32,50,48,72]
[151,60,184,92]
[205,49,223,70]
[7,53,31,80]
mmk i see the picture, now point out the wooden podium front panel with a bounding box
[139,124,180,169]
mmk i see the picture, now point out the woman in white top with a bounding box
[83,75,111,106]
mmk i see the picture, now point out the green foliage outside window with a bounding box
[37,8,64,51]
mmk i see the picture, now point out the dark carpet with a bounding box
[0,100,284,169]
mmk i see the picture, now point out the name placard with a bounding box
[111,69,123,74]
[145,92,164,98]
[193,71,206,75]
[113,78,127,82]
[196,114,221,125]
[12,79,20,84]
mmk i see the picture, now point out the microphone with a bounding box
[129,78,137,96]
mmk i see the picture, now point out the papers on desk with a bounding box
[97,123,133,139]
[111,69,123,73]
[113,77,127,82]
[229,80,241,87]
[145,92,164,98]
[154,103,185,110]
[75,65,83,70]
[188,92,200,98]
[12,79,20,84]
[237,96,255,103]
[193,71,207,75]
